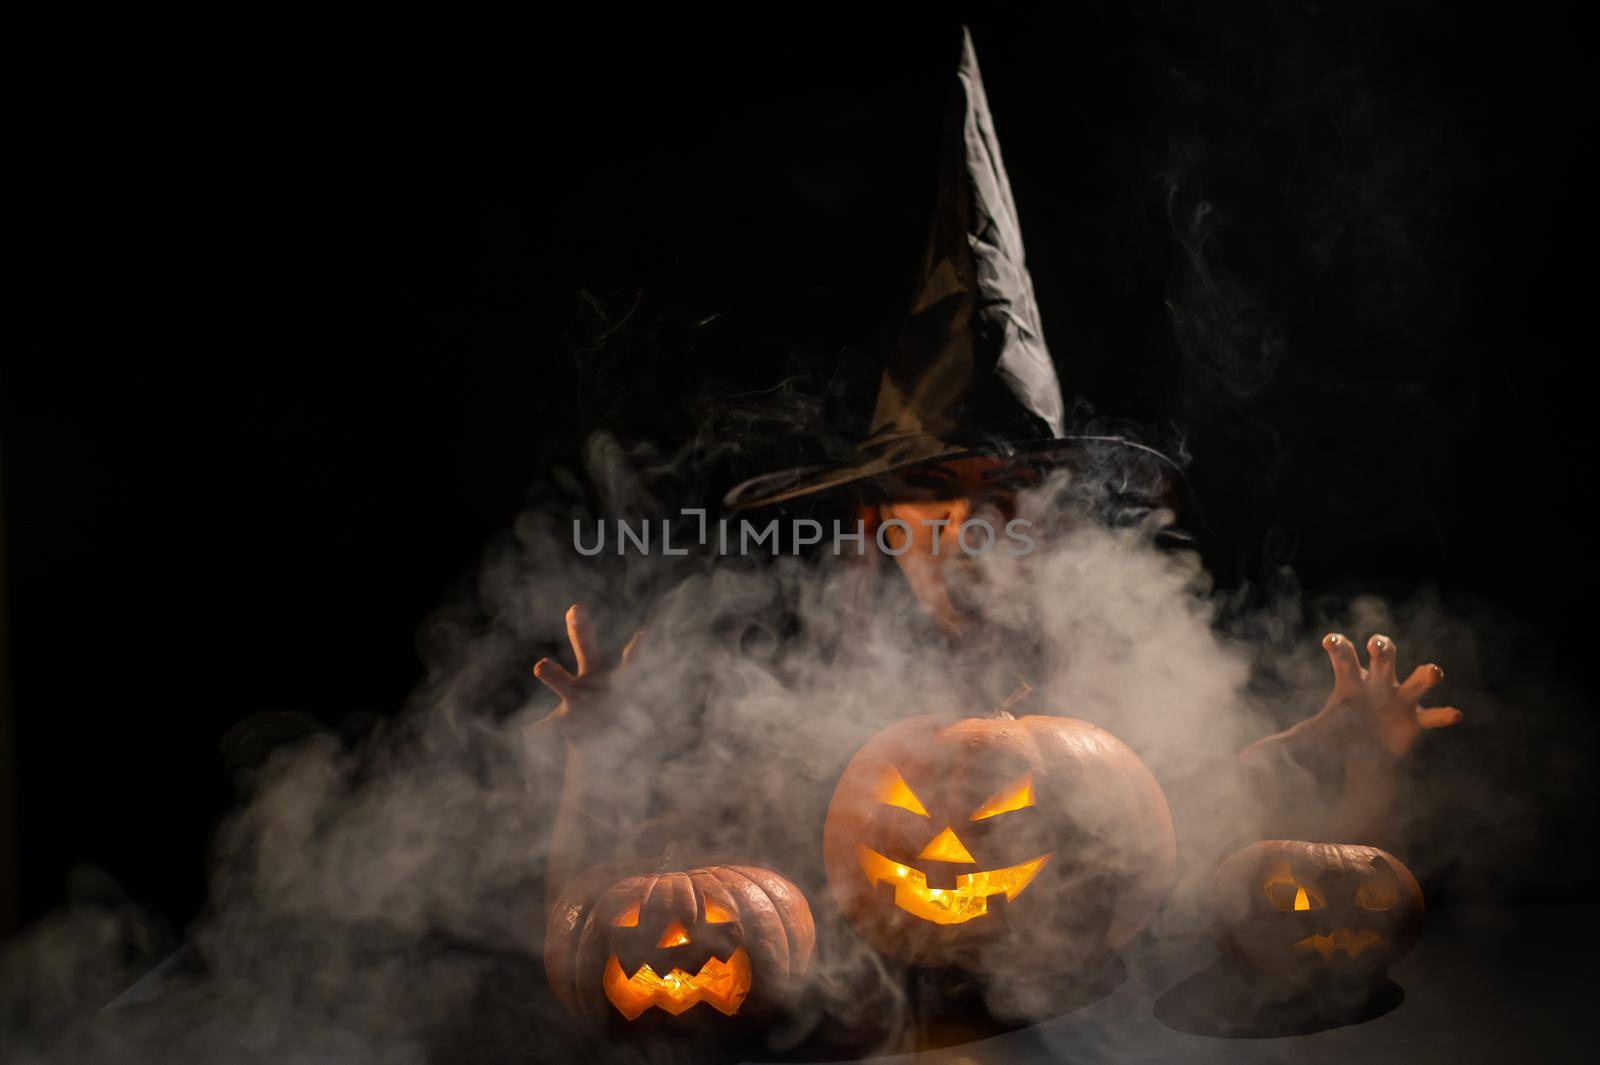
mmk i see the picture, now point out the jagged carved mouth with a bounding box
[858,845,1050,925]
[602,948,753,1020]
[1292,929,1384,960]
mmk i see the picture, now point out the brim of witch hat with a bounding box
[723,28,1181,512]
[723,431,1182,510]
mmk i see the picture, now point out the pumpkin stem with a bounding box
[992,682,1033,720]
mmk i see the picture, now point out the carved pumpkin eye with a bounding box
[874,766,930,817]
[1356,878,1398,910]
[970,773,1035,821]
[703,899,736,924]
[1266,876,1324,913]
[614,901,641,927]
[656,921,691,948]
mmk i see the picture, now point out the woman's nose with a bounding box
[941,497,974,527]
[934,498,975,552]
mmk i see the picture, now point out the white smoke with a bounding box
[11,429,1526,1064]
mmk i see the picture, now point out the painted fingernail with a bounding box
[1432,664,1445,680]
[1326,634,1340,645]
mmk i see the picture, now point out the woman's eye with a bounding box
[900,473,952,492]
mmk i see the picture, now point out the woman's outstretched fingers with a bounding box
[1399,662,1445,704]
[1417,706,1463,730]
[1323,633,1364,689]
[1367,634,1397,685]
[620,629,646,668]
[566,603,600,677]
[534,657,580,703]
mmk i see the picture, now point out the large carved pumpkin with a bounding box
[1209,841,1424,984]
[822,710,1175,972]
[545,864,816,1031]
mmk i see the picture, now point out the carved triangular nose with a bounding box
[656,920,691,948]
[917,826,977,864]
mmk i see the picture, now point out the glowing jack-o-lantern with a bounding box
[545,864,815,1030]
[823,709,1176,971]
[1209,841,1424,984]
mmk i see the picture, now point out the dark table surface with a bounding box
[72,903,1593,1063]
[816,905,1593,1065]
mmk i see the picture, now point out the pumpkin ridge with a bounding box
[635,871,666,933]
[728,865,815,973]
[712,866,792,981]
[685,868,741,948]
[575,878,649,1025]
[684,868,708,928]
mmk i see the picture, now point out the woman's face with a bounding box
[872,457,1037,635]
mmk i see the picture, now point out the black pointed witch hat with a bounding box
[724,27,1179,511]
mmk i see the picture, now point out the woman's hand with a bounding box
[533,604,649,904]
[1239,632,1462,845]
[531,604,645,747]
[1308,632,1463,759]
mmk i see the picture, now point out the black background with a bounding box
[4,4,1593,938]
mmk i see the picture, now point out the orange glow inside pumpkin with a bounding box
[916,826,978,864]
[614,901,640,927]
[703,900,735,924]
[602,948,753,1020]
[1292,929,1384,960]
[656,920,691,948]
[875,766,930,817]
[970,773,1035,820]
[1264,867,1325,913]
[857,845,1050,924]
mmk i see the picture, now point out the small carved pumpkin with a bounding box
[822,710,1176,972]
[1209,841,1424,984]
[545,864,816,1030]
